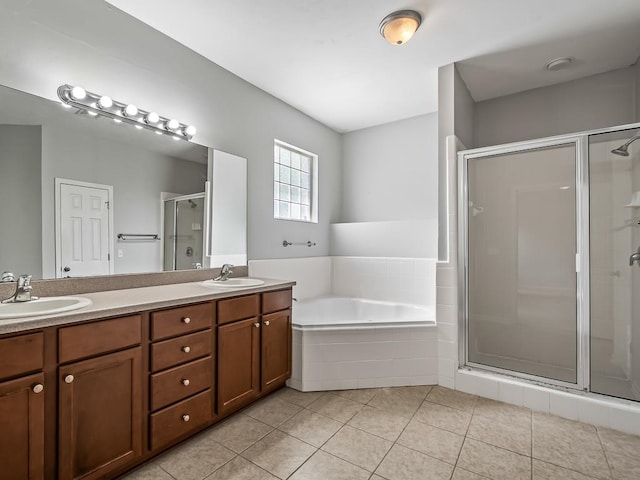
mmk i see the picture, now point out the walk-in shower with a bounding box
[459,123,640,402]
[163,193,205,271]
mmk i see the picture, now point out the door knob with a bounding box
[32,384,44,394]
[254,322,260,328]
[64,375,74,384]
[264,320,270,326]
[629,247,640,267]
[63,266,71,272]
[182,346,191,353]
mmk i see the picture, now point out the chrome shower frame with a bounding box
[458,121,640,392]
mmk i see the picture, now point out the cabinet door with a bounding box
[261,310,292,391]
[217,317,260,415]
[59,347,142,480]
[0,373,45,480]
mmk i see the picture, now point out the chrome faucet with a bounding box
[630,247,640,267]
[2,275,38,303]
[213,264,234,281]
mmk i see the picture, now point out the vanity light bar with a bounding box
[57,84,197,141]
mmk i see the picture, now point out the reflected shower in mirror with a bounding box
[0,84,247,280]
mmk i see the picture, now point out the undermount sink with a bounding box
[0,296,92,319]
[201,278,265,288]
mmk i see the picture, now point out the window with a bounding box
[273,140,317,222]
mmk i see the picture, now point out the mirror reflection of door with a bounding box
[163,193,205,271]
[55,178,113,278]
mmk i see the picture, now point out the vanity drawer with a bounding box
[217,294,260,325]
[150,356,212,411]
[151,303,213,341]
[150,329,213,372]
[262,289,292,314]
[150,389,212,450]
[0,332,44,380]
[58,315,141,364]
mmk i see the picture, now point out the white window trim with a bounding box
[273,139,318,224]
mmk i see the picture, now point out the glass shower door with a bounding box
[589,129,640,401]
[465,142,579,384]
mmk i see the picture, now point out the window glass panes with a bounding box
[291,203,301,220]
[279,183,290,201]
[291,169,301,187]
[274,142,314,222]
[279,148,291,166]
[291,186,301,203]
[291,152,301,170]
[301,172,310,189]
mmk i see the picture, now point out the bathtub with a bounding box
[288,296,438,391]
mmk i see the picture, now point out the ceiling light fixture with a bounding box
[57,84,197,141]
[379,10,422,45]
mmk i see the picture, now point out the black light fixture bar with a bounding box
[57,84,196,141]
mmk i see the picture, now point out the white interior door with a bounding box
[56,179,113,278]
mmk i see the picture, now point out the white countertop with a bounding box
[0,278,295,334]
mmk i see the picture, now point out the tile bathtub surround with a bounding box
[122,385,640,480]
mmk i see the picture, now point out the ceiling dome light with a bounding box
[545,56,575,71]
[185,125,197,137]
[98,96,113,109]
[123,104,138,117]
[379,10,422,45]
[145,112,160,124]
[70,86,86,100]
[166,118,180,131]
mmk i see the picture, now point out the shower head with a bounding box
[611,134,640,157]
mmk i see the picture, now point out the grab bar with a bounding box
[117,233,160,241]
[282,240,316,247]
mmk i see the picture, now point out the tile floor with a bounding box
[122,386,640,480]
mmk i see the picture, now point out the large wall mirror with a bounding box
[0,84,247,280]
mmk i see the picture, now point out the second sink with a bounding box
[0,296,92,319]
[201,278,265,288]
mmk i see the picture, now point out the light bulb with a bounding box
[172,136,180,141]
[155,131,162,135]
[88,111,98,116]
[166,119,180,130]
[98,96,113,109]
[135,125,143,130]
[123,104,138,117]
[185,125,197,137]
[70,86,86,100]
[113,118,122,123]
[145,112,160,124]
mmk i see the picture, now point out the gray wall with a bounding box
[0,0,343,262]
[475,67,637,147]
[0,126,42,277]
[636,60,640,122]
[341,113,438,223]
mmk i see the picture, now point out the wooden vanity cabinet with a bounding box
[0,332,45,480]
[58,316,143,480]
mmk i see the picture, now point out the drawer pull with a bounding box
[64,375,74,384]
[182,346,191,353]
[254,322,260,328]
[32,384,44,394]
[182,379,190,386]
[182,317,191,324]
[182,414,190,422]
[264,320,270,326]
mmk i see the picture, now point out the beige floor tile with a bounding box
[321,425,392,472]
[307,393,364,422]
[243,395,303,427]
[156,434,236,480]
[474,397,532,427]
[375,444,453,480]
[457,438,531,480]
[289,450,370,480]
[332,388,380,404]
[121,462,174,480]
[427,386,478,412]
[451,468,490,480]
[367,386,431,417]
[347,405,410,441]
[242,430,316,479]
[274,388,327,407]
[414,401,472,435]
[598,427,640,480]
[467,413,531,456]
[533,459,601,480]
[397,419,464,464]
[204,456,277,480]
[205,414,273,453]
[278,409,343,447]
[533,413,610,479]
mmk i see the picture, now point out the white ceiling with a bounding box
[105,0,640,133]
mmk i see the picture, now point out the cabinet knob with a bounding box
[32,383,44,394]
[64,375,74,384]
[182,346,191,353]
[264,320,270,326]
[254,322,260,328]
[182,414,190,422]
[182,317,191,324]
[182,379,190,386]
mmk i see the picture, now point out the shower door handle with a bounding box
[629,247,640,267]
